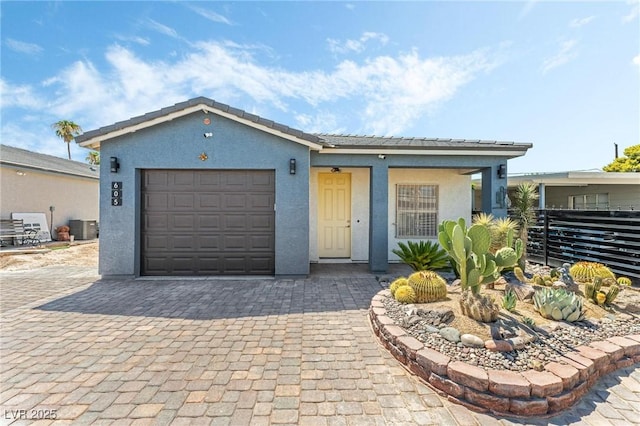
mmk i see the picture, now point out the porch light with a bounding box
[289,158,296,175]
[497,164,506,179]
[110,157,120,173]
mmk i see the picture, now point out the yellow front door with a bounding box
[318,173,351,258]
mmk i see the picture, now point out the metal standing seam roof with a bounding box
[0,144,100,179]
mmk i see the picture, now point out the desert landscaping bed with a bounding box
[369,276,640,417]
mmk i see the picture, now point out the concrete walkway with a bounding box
[1,265,639,425]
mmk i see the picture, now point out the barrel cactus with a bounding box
[533,288,585,322]
[407,271,447,303]
[460,290,500,322]
[389,277,409,296]
[394,285,416,304]
[569,262,615,283]
[617,277,632,286]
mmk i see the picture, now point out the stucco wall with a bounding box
[309,167,370,262]
[0,166,99,236]
[541,184,640,210]
[388,169,471,261]
[98,111,310,278]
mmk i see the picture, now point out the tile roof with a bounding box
[315,134,532,150]
[74,97,532,154]
[75,97,325,147]
[0,144,99,179]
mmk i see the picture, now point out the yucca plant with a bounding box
[392,240,449,272]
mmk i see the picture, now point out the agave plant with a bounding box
[392,240,449,272]
[533,288,585,322]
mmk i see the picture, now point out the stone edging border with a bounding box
[369,289,640,417]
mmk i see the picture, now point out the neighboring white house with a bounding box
[474,170,640,211]
[0,144,99,238]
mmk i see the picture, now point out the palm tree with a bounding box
[511,182,539,265]
[52,120,83,160]
[86,151,100,165]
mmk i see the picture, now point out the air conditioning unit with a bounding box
[68,220,98,240]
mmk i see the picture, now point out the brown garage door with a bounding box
[141,170,275,275]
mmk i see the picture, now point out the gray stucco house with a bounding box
[75,97,532,278]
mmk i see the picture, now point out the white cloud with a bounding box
[114,34,150,46]
[541,40,578,74]
[569,16,595,28]
[622,1,639,23]
[4,40,500,141]
[143,18,179,38]
[188,5,233,25]
[0,79,40,109]
[295,111,344,134]
[5,38,43,55]
[518,0,538,20]
[633,54,640,67]
[327,32,389,55]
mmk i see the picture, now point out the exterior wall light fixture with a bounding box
[110,157,120,173]
[289,158,296,175]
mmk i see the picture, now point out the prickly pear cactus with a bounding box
[459,290,500,322]
[394,285,417,304]
[407,271,447,303]
[389,277,408,296]
[438,219,498,293]
[494,247,518,268]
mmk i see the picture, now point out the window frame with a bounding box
[395,183,439,238]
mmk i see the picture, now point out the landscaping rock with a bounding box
[461,334,485,348]
[440,327,461,343]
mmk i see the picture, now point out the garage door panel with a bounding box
[223,235,248,250]
[172,236,198,250]
[250,235,273,250]
[251,214,273,230]
[199,235,221,249]
[172,215,195,229]
[145,193,168,209]
[145,171,169,187]
[142,170,275,275]
[198,215,221,230]
[171,194,195,209]
[199,194,222,208]
[144,214,168,230]
[173,172,195,186]
[250,194,275,209]
[145,236,168,249]
[224,194,247,209]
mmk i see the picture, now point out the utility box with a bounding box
[68,220,98,240]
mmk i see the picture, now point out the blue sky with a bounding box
[1,1,638,173]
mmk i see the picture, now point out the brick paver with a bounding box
[1,264,639,425]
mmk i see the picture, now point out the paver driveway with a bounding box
[1,264,639,425]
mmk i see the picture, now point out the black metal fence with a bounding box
[526,210,640,280]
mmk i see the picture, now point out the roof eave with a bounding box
[317,146,531,158]
[77,103,324,151]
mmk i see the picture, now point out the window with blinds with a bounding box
[396,184,438,238]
